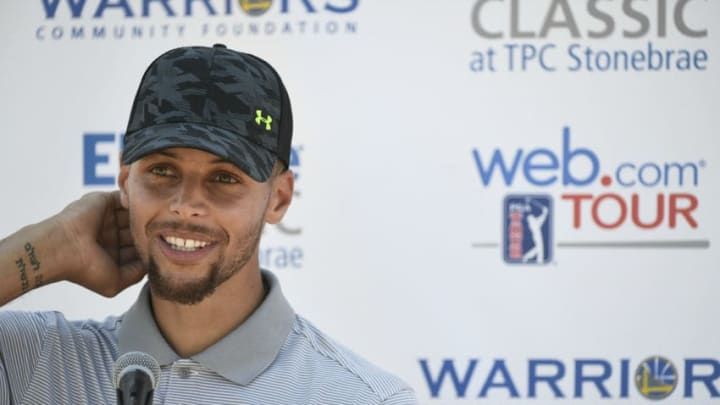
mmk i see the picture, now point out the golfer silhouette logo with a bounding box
[503,195,553,265]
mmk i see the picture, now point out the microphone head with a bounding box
[112,351,161,389]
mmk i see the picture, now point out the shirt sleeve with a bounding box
[0,353,9,405]
[0,311,52,405]
[380,389,420,405]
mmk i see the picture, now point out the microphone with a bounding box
[113,351,161,405]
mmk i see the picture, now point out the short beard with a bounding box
[146,221,264,305]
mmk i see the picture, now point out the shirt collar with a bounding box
[117,270,295,385]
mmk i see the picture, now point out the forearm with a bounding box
[0,219,69,306]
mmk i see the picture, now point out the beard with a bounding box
[144,219,264,305]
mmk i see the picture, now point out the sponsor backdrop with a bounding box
[1,1,718,403]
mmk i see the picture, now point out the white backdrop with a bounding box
[1,1,718,403]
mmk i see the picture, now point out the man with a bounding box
[0,44,417,404]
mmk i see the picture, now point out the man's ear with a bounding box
[118,161,131,209]
[265,170,294,224]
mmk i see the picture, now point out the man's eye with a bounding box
[215,173,238,184]
[150,166,172,177]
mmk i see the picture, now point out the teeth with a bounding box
[164,236,209,252]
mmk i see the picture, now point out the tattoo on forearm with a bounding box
[16,242,42,293]
[16,257,29,293]
[26,243,40,271]
[25,243,43,288]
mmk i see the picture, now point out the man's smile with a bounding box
[162,235,211,252]
[156,232,220,264]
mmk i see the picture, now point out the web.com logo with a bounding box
[472,127,702,231]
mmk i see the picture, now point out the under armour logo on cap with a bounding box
[255,110,272,131]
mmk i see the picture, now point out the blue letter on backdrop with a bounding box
[419,359,478,398]
[84,133,115,185]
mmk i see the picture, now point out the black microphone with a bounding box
[113,351,161,405]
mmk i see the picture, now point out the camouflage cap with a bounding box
[121,44,293,182]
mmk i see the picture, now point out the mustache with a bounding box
[148,221,224,240]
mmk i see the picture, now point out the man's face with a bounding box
[118,147,292,305]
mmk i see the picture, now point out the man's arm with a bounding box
[0,217,72,305]
[0,191,145,307]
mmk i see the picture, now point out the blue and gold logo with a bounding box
[635,356,678,400]
[239,0,273,16]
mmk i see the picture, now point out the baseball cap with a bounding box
[121,44,293,182]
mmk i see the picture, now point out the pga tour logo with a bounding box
[503,195,553,265]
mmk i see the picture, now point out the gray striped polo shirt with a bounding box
[0,271,417,404]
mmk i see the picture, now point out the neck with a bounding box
[149,264,266,358]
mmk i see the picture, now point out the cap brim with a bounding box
[122,123,275,182]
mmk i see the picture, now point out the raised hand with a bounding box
[0,192,146,306]
[56,191,146,297]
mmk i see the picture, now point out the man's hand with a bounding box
[56,191,146,297]
[0,192,145,306]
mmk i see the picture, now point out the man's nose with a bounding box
[169,179,208,218]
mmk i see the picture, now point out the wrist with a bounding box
[16,217,76,288]
[43,214,81,285]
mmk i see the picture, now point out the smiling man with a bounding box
[0,44,417,404]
